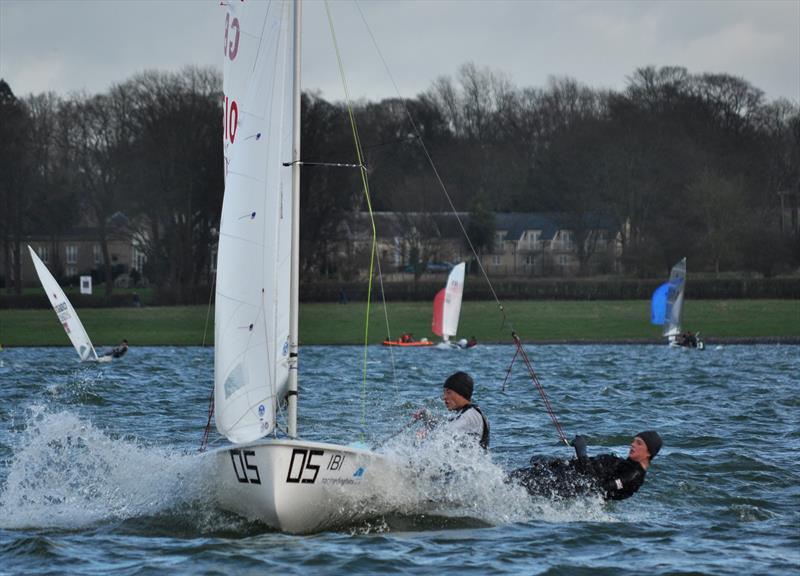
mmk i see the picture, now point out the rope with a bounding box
[501,345,520,392]
[324,0,377,443]
[200,386,215,452]
[510,332,570,446]
[351,1,573,445]
[199,263,217,451]
[282,160,365,169]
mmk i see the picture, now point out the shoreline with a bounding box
[3,336,799,349]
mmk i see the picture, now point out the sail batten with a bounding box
[215,0,295,444]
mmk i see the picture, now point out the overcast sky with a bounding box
[1,0,798,103]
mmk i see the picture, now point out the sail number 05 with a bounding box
[230,448,347,485]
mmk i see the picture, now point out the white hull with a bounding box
[212,438,399,533]
[435,338,468,350]
[667,334,705,350]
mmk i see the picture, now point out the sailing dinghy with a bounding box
[432,262,468,349]
[210,0,402,533]
[651,257,704,349]
[27,245,109,363]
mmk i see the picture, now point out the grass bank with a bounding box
[0,300,798,347]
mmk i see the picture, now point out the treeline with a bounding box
[0,63,798,302]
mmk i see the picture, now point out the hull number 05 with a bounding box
[230,449,261,484]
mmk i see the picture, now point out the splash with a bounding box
[0,405,212,530]
[336,423,615,530]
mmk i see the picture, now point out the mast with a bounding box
[287,0,301,438]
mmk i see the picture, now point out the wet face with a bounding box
[628,436,651,464]
[443,387,469,411]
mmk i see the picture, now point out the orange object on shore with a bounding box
[382,339,435,347]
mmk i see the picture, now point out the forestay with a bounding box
[215,0,295,444]
[28,245,99,362]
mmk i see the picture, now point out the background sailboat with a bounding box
[432,262,467,348]
[210,0,400,534]
[651,257,704,349]
[27,245,109,363]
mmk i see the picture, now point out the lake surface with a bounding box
[1,344,798,575]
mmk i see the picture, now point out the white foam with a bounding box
[0,405,212,529]
[348,422,616,527]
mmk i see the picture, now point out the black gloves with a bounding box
[571,434,588,459]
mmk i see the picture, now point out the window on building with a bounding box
[66,244,78,264]
[494,231,506,247]
[525,255,535,265]
[526,230,541,248]
[596,229,608,249]
[558,255,568,266]
[491,255,501,266]
[93,244,103,265]
[66,266,77,278]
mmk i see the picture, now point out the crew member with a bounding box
[416,371,490,449]
[103,339,129,359]
[509,431,662,500]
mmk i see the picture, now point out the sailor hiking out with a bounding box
[508,431,662,500]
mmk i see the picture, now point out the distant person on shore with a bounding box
[414,371,490,449]
[132,292,142,307]
[103,339,129,359]
[508,431,662,501]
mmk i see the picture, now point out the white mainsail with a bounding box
[664,257,686,337]
[28,245,99,362]
[214,0,295,444]
[211,1,404,534]
[434,262,465,341]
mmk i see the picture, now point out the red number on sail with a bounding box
[224,95,238,144]
[224,13,240,61]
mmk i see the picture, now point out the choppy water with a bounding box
[0,344,798,575]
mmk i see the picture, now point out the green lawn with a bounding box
[1,300,797,347]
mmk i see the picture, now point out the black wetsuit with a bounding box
[509,450,646,501]
[104,345,128,358]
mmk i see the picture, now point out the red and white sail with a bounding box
[431,262,465,341]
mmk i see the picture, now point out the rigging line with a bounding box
[372,232,399,393]
[512,332,570,446]
[200,386,215,451]
[353,0,569,446]
[201,266,217,347]
[282,160,366,169]
[352,0,507,329]
[199,270,217,451]
[324,0,376,440]
[501,345,520,392]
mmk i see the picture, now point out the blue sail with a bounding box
[651,282,669,325]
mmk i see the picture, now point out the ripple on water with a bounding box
[0,344,797,575]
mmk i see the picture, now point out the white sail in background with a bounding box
[28,245,99,362]
[440,262,465,340]
[214,0,295,444]
[664,257,686,337]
